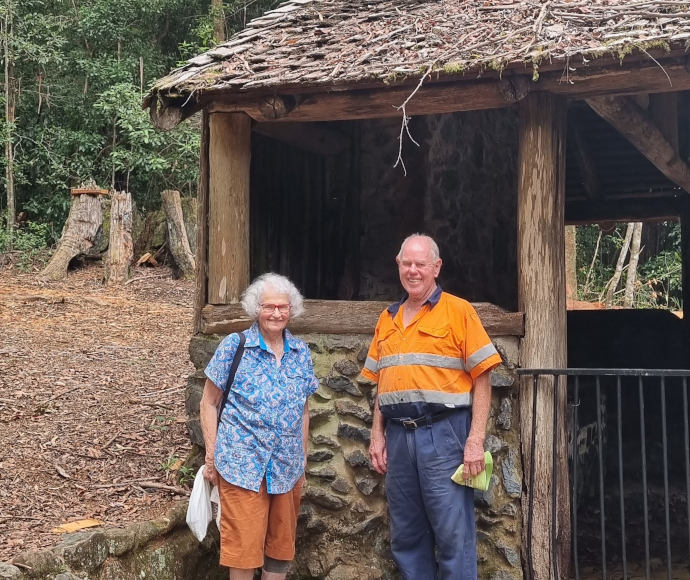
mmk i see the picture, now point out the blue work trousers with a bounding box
[385,409,477,580]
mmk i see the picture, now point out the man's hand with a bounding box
[463,435,485,478]
[369,429,387,474]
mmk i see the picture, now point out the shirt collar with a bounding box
[246,322,296,353]
[387,284,442,316]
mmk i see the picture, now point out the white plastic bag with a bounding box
[186,466,221,541]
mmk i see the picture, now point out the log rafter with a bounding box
[586,94,690,195]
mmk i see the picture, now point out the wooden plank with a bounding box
[193,112,210,334]
[586,95,690,194]
[253,121,350,155]
[566,197,681,224]
[208,112,251,303]
[517,92,569,579]
[70,188,109,196]
[201,300,524,337]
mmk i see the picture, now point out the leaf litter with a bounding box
[0,263,195,562]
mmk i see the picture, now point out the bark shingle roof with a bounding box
[146,1,690,107]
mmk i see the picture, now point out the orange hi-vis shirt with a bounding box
[361,287,501,418]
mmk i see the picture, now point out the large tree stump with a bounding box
[105,190,133,285]
[40,190,105,281]
[161,189,196,279]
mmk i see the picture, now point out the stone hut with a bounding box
[144,2,690,578]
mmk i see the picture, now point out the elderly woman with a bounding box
[200,273,318,580]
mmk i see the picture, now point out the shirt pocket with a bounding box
[417,324,460,359]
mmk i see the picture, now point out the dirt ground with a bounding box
[0,261,196,564]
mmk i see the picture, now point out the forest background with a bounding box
[0,0,683,311]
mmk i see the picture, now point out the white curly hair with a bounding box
[240,273,305,319]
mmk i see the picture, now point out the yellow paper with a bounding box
[451,451,493,491]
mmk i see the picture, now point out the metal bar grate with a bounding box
[518,369,690,579]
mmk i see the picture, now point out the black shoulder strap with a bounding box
[217,332,246,425]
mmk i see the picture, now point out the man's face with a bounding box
[396,238,441,302]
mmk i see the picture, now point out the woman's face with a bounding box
[257,290,291,337]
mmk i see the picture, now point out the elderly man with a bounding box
[360,233,501,579]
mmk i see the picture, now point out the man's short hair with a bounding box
[396,233,441,261]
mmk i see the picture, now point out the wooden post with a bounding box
[105,190,133,285]
[517,92,569,579]
[207,112,251,303]
[193,112,210,333]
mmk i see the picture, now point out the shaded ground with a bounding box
[0,262,195,564]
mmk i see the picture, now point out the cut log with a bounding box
[161,189,196,279]
[104,190,133,285]
[201,300,524,337]
[40,192,104,281]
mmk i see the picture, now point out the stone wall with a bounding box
[359,108,519,311]
[188,331,523,580]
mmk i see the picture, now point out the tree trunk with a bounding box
[105,190,133,285]
[517,92,570,580]
[603,222,634,307]
[40,193,104,281]
[3,2,15,248]
[211,0,225,43]
[623,222,643,307]
[161,189,195,279]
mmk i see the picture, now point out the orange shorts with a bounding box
[217,476,303,569]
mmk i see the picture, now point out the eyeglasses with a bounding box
[398,260,436,270]
[259,303,291,314]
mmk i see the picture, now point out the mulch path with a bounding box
[0,262,196,564]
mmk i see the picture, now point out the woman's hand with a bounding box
[200,379,223,486]
[203,456,219,486]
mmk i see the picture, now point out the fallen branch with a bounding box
[93,477,160,489]
[138,481,189,495]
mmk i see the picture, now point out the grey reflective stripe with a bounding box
[379,389,472,407]
[364,356,378,373]
[465,343,499,372]
[378,353,465,371]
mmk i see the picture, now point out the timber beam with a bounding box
[586,95,690,194]
[200,300,524,337]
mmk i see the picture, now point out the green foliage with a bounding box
[0,0,283,236]
[576,222,682,310]
[0,212,52,269]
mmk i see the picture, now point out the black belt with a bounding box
[388,409,457,430]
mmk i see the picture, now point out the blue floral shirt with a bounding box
[205,322,318,494]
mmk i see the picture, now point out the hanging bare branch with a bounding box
[393,63,434,176]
